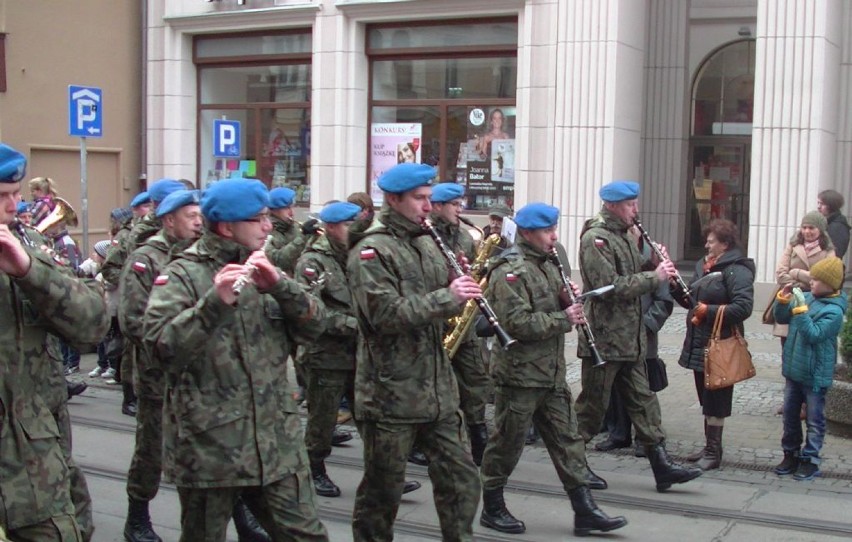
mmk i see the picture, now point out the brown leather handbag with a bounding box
[704,305,756,390]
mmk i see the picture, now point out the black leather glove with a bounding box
[301,218,321,236]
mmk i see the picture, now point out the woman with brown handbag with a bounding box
[678,219,755,470]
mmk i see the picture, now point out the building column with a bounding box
[751,0,843,281]
[545,0,648,259]
[836,1,852,229]
[640,0,690,260]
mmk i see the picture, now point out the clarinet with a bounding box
[233,235,273,296]
[549,248,606,367]
[12,220,37,248]
[632,216,693,307]
[421,218,517,351]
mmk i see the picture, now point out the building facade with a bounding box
[148,0,852,289]
[0,0,143,250]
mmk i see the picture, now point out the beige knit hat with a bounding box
[810,256,844,291]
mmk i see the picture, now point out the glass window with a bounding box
[692,40,756,136]
[200,64,311,104]
[196,32,311,59]
[372,57,516,101]
[368,22,517,50]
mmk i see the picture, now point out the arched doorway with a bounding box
[685,39,756,259]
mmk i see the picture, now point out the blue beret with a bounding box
[17,201,31,214]
[319,202,361,224]
[0,143,27,182]
[515,203,559,230]
[269,187,296,209]
[430,183,465,203]
[377,163,436,194]
[110,207,133,223]
[130,191,151,208]
[201,178,270,223]
[148,179,185,203]
[156,189,201,218]
[599,181,640,203]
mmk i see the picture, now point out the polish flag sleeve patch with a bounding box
[132,261,148,273]
[153,274,169,286]
[594,238,607,248]
[303,267,317,278]
[360,248,377,260]
[505,272,517,283]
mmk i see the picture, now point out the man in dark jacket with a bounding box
[576,180,702,493]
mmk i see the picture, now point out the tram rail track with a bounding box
[73,413,852,538]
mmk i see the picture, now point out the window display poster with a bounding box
[459,106,515,209]
[370,123,422,204]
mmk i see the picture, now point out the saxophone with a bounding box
[443,231,502,358]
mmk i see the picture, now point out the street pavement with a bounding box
[64,305,852,541]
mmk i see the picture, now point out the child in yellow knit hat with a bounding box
[771,256,847,480]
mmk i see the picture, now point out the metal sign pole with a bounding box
[80,137,89,257]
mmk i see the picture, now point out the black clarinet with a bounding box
[421,218,516,351]
[632,216,693,307]
[549,248,605,367]
[12,219,37,248]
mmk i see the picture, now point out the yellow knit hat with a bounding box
[810,256,844,291]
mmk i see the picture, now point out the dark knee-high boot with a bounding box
[568,486,628,536]
[696,424,723,471]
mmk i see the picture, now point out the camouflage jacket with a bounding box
[578,208,659,362]
[143,232,325,488]
[486,239,573,388]
[294,234,358,371]
[347,207,463,423]
[118,231,193,371]
[100,213,162,287]
[1,248,108,530]
[266,215,306,275]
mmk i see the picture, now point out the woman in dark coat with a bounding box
[817,189,850,259]
[678,219,755,471]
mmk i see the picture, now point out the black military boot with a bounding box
[583,461,607,490]
[568,486,628,536]
[232,498,271,542]
[468,423,488,466]
[124,498,162,542]
[122,382,137,417]
[408,448,429,466]
[402,480,422,494]
[696,425,723,471]
[310,461,341,497]
[647,442,703,492]
[480,487,525,534]
[331,426,353,446]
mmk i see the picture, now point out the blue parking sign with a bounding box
[214,120,241,158]
[69,86,103,137]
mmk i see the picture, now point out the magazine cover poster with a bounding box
[370,122,422,204]
[462,106,515,208]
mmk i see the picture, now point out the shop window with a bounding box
[692,39,755,136]
[195,31,311,203]
[368,19,517,211]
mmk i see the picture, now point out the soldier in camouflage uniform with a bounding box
[479,203,627,537]
[118,189,203,542]
[266,186,309,275]
[102,179,186,416]
[575,181,702,492]
[0,143,109,541]
[347,163,482,542]
[143,178,328,542]
[428,183,490,465]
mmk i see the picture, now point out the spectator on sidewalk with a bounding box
[817,189,850,259]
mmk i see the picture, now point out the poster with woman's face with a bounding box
[459,107,515,209]
[369,123,423,204]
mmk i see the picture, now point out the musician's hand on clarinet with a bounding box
[0,225,32,278]
[655,259,677,282]
[246,251,280,291]
[214,264,245,305]
[651,242,671,266]
[449,275,482,305]
[456,251,472,275]
[565,302,586,325]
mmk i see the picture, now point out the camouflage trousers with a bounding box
[480,385,587,492]
[5,514,81,542]
[176,471,328,542]
[54,405,93,541]
[574,358,665,445]
[127,366,164,502]
[304,368,354,465]
[352,415,480,542]
[451,339,489,426]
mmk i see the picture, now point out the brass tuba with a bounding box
[443,229,502,358]
[35,197,78,233]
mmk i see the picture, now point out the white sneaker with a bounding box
[101,368,117,379]
[88,366,106,377]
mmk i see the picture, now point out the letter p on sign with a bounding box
[213,119,241,158]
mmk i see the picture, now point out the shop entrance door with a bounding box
[685,138,751,260]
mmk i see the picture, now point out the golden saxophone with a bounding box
[444,225,502,358]
[233,235,273,296]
